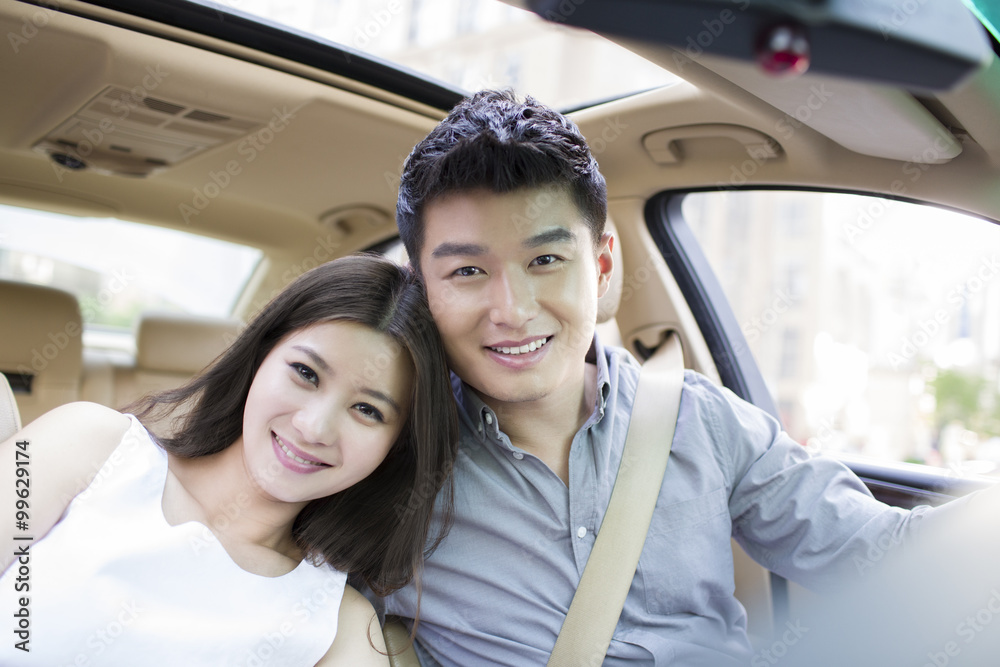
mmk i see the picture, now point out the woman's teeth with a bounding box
[276,435,327,466]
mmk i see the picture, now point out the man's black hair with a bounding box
[397,89,607,268]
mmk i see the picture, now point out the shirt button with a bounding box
[576,526,587,539]
[512,451,524,460]
[485,413,494,425]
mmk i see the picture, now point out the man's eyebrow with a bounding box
[430,242,487,259]
[525,227,576,248]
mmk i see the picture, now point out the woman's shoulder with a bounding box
[20,401,129,444]
[16,402,135,499]
[315,585,388,666]
[28,401,133,452]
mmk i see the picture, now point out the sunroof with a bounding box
[188,0,679,111]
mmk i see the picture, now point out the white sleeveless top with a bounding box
[0,415,347,665]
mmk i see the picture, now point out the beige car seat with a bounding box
[0,280,83,425]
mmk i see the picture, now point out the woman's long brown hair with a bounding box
[128,254,457,596]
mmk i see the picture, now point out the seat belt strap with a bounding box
[547,331,684,667]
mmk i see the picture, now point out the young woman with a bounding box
[0,254,457,665]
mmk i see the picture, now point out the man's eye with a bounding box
[454,266,482,277]
[532,254,560,266]
[354,403,386,423]
[290,363,318,386]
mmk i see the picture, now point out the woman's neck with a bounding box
[165,439,306,562]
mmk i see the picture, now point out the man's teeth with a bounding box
[490,337,549,355]
[277,437,326,466]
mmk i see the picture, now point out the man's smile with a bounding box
[487,336,551,356]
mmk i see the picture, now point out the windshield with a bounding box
[191,0,679,111]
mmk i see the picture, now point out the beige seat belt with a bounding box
[547,331,684,667]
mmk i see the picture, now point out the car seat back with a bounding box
[0,280,83,425]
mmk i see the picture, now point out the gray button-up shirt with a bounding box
[379,335,930,665]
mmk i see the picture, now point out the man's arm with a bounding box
[695,374,931,591]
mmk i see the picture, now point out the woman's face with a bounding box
[241,320,414,505]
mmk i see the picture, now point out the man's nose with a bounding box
[489,270,537,329]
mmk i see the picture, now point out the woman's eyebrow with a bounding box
[292,345,331,374]
[361,389,402,416]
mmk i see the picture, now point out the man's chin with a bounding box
[468,381,549,407]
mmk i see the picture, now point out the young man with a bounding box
[378,90,941,665]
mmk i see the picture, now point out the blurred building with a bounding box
[685,190,1000,469]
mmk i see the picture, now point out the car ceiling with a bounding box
[2,0,999,315]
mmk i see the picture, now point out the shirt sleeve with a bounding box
[691,372,934,591]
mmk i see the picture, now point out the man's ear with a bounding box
[596,227,623,325]
[596,231,614,298]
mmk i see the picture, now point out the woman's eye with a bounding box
[290,363,318,386]
[354,403,386,423]
[453,266,482,277]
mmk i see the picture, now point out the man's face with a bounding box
[418,186,613,408]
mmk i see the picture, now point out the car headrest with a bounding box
[0,371,22,441]
[136,312,242,375]
[0,280,83,423]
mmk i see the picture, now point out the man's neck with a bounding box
[477,362,599,485]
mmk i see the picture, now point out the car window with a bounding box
[681,190,1000,476]
[0,204,261,348]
